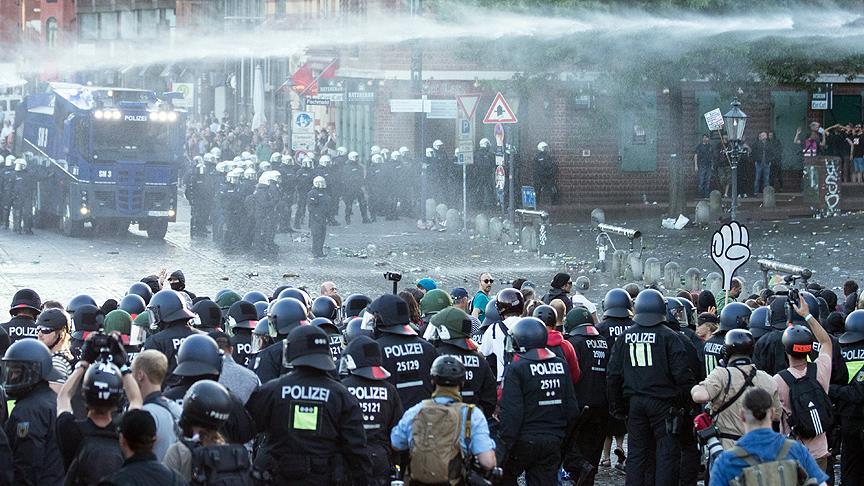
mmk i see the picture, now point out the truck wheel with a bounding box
[146,219,168,240]
[61,203,83,237]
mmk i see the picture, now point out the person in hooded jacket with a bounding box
[426,307,497,418]
[542,273,574,314]
[166,271,196,300]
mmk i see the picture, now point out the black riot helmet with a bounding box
[119,294,147,319]
[127,282,153,305]
[147,290,195,327]
[311,296,339,321]
[191,300,224,330]
[666,297,688,329]
[482,299,501,327]
[9,288,42,316]
[718,302,752,333]
[278,288,312,311]
[565,307,597,337]
[343,317,373,345]
[267,298,308,336]
[603,288,633,319]
[342,335,390,380]
[366,294,415,335]
[510,317,555,361]
[82,362,124,408]
[179,380,232,431]
[840,310,864,345]
[251,317,273,354]
[270,285,292,302]
[71,304,104,338]
[782,325,814,358]
[242,291,268,304]
[343,294,372,319]
[284,326,335,371]
[310,317,340,335]
[173,335,224,378]
[495,288,525,318]
[430,355,466,388]
[227,301,258,330]
[1,339,62,398]
[679,298,696,328]
[633,289,667,327]
[789,291,820,325]
[722,329,755,361]
[532,305,558,329]
[66,294,98,314]
[748,306,773,339]
[253,301,269,320]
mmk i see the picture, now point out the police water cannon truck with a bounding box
[13,83,185,239]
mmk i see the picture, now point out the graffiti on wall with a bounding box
[824,158,840,215]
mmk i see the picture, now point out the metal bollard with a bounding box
[612,250,628,278]
[446,209,461,230]
[489,217,503,241]
[629,252,644,280]
[706,272,722,296]
[425,198,437,222]
[591,208,606,224]
[644,257,662,285]
[685,268,702,292]
[695,200,712,224]
[521,226,538,252]
[475,214,489,237]
[763,186,776,209]
[436,203,448,222]
[502,219,515,243]
[709,191,723,219]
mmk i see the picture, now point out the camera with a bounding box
[696,425,724,468]
[384,272,402,282]
[787,288,800,308]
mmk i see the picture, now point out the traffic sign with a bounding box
[457,94,480,119]
[483,92,517,124]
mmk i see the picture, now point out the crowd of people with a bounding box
[0,265,861,485]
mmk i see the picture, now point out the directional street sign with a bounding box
[483,92,517,124]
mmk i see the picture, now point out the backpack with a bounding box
[186,440,252,486]
[64,427,124,486]
[729,439,818,486]
[779,363,833,440]
[409,400,474,485]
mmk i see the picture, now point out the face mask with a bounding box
[170,281,183,291]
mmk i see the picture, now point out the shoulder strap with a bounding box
[464,404,474,443]
[730,446,761,467]
[779,369,796,387]
[712,367,758,419]
[776,439,795,461]
[805,362,818,381]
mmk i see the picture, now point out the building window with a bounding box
[79,13,98,40]
[46,17,58,47]
[139,9,157,38]
[100,12,119,40]
[120,11,137,39]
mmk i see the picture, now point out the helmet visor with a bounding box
[1,360,41,394]
[672,307,687,327]
[130,324,148,346]
[251,334,270,354]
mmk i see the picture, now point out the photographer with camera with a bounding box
[56,331,142,484]
[691,329,781,465]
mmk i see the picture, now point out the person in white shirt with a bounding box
[570,276,598,324]
[479,288,525,383]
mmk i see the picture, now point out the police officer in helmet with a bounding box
[0,339,65,484]
[830,309,864,484]
[142,290,201,378]
[426,307,497,417]
[226,300,258,368]
[606,289,695,486]
[163,334,255,445]
[251,297,307,383]
[246,325,372,485]
[563,306,608,485]
[367,294,438,409]
[596,288,633,346]
[704,302,751,376]
[498,317,579,485]
[1,288,41,346]
[341,335,403,485]
[191,299,224,334]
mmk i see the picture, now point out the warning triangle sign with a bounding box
[483,92,517,124]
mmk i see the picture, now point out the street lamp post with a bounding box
[723,98,748,221]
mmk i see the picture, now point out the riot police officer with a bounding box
[313,155,340,226]
[343,293,373,322]
[0,155,14,229]
[367,294,438,409]
[292,156,314,229]
[0,339,65,485]
[427,307,497,417]
[474,138,496,209]
[247,174,278,254]
[308,176,331,258]
[11,158,35,234]
[341,335,403,485]
[162,334,255,444]
[185,162,211,237]
[830,310,864,485]
[342,151,371,224]
[596,288,633,346]
[251,297,307,383]
[564,307,608,485]
[246,325,372,485]
[606,289,695,486]
[753,297,792,375]
[532,142,557,205]
[1,288,41,344]
[227,300,258,368]
[276,154,296,233]
[142,290,201,377]
[498,317,579,485]
[704,302,751,376]
[191,299,223,334]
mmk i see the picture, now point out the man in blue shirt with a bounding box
[471,273,494,322]
[710,387,828,486]
[391,355,496,480]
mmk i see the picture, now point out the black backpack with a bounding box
[779,363,833,440]
[64,427,124,486]
[186,439,252,486]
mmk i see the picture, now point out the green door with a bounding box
[695,90,721,136]
[823,94,861,126]
[619,91,657,172]
[771,91,808,169]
